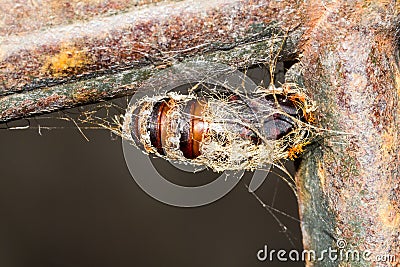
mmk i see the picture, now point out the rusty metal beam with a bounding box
[297,1,400,266]
[0,0,302,122]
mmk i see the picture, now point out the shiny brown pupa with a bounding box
[125,87,310,172]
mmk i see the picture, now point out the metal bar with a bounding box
[297,1,400,266]
[0,0,303,122]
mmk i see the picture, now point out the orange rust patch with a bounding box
[286,141,310,160]
[394,69,400,133]
[41,44,92,77]
[288,93,306,104]
[72,88,101,103]
[379,200,400,230]
[395,71,400,102]
[381,128,396,158]
[287,93,316,123]
[317,161,326,191]
[304,111,316,124]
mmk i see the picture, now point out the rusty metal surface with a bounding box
[0,0,303,122]
[0,36,299,122]
[0,0,169,36]
[0,0,302,95]
[297,1,400,266]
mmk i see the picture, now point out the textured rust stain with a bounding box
[378,200,400,231]
[72,87,106,102]
[0,94,69,120]
[41,44,93,77]
[317,161,326,194]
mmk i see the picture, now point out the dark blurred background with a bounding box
[0,66,304,267]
